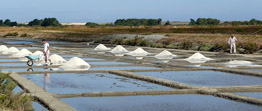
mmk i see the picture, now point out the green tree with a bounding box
[164,20,171,26]
[0,20,3,26]
[28,19,43,26]
[189,19,196,25]
[41,18,61,27]
[85,22,98,27]
[4,19,11,25]
[3,19,17,26]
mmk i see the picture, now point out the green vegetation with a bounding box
[20,33,31,37]
[223,19,262,26]
[28,18,61,27]
[0,19,17,26]
[85,22,99,27]
[4,32,19,37]
[190,18,220,25]
[164,20,171,26]
[41,18,61,27]
[114,18,162,26]
[0,73,34,111]
[28,19,43,26]
[238,42,259,54]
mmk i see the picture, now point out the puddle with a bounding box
[0,63,26,67]
[1,68,58,72]
[32,102,48,111]
[61,95,262,111]
[22,73,170,94]
[136,71,262,87]
[0,59,22,62]
[234,92,262,99]
[88,61,131,65]
[4,41,34,44]
[13,85,24,94]
[184,65,215,69]
[90,66,159,70]
[247,69,262,72]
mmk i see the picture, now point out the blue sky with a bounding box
[0,0,261,23]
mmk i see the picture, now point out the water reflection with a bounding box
[44,69,50,91]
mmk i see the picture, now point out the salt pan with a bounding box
[155,50,177,59]
[0,45,8,52]
[126,48,149,57]
[94,44,111,51]
[49,54,66,65]
[61,57,90,71]
[2,47,19,55]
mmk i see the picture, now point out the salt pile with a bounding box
[225,60,261,68]
[49,54,66,65]
[185,52,212,64]
[155,50,177,60]
[11,49,32,58]
[110,45,129,56]
[32,51,43,55]
[2,47,20,55]
[0,45,8,52]
[94,44,111,51]
[32,51,44,60]
[61,57,90,71]
[111,45,128,53]
[126,48,149,57]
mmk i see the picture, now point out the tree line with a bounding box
[1,17,262,27]
[189,18,262,26]
[223,19,262,26]
[114,18,162,26]
[189,18,220,25]
[0,19,17,26]
[28,18,61,26]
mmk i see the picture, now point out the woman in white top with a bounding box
[42,39,52,66]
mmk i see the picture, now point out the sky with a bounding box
[0,0,261,23]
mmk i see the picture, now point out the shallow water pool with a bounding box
[22,73,170,94]
[61,95,262,111]
[137,71,262,87]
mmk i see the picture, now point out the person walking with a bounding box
[228,35,237,53]
[42,39,53,66]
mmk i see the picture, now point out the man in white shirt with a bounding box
[42,39,52,66]
[228,35,237,53]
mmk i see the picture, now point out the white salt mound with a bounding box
[49,54,66,65]
[127,48,149,56]
[155,50,177,59]
[32,51,43,56]
[225,60,261,68]
[11,49,32,57]
[61,57,90,70]
[94,44,111,51]
[32,51,44,60]
[227,60,253,65]
[186,52,212,60]
[2,47,19,54]
[0,45,8,52]
[111,45,129,53]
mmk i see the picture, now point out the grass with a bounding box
[0,25,262,53]
[0,72,34,111]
